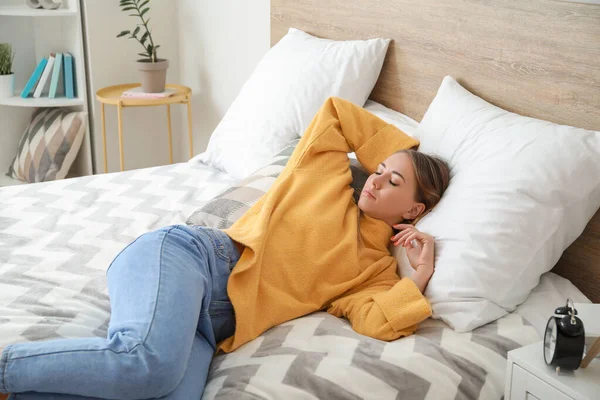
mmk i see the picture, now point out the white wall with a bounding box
[0,20,36,174]
[83,0,182,173]
[83,0,270,173]
[177,0,271,158]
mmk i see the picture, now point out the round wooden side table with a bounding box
[95,83,193,173]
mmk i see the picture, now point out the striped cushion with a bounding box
[6,108,87,183]
[186,138,370,229]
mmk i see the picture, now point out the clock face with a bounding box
[544,317,557,364]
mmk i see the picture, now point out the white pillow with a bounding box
[393,76,600,332]
[363,100,419,136]
[196,28,390,179]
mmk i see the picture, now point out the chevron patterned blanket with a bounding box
[0,162,237,347]
[0,161,544,400]
[202,312,540,400]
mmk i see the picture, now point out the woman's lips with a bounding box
[362,189,376,199]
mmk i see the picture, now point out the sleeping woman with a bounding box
[0,97,450,400]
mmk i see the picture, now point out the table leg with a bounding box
[187,94,194,159]
[101,102,107,173]
[166,104,173,164]
[581,337,600,368]
[117,101,125,172]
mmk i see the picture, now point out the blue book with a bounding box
[48,52,63,99]
[20,57,48,99]
[63,52,74,99]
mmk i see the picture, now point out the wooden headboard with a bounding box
[272,0,600,302]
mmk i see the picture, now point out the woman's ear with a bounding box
[403,203,426,220]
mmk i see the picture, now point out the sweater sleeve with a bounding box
[326,277,432,341]
[286,97,419,175]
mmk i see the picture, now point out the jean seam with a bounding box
[206,230,230,263]
[1,345,9,393]
[8,343,144,362]
[106,235,143,277]
[141,226,173,344]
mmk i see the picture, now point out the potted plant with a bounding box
[0,43,15,99]
[116,0,167,93]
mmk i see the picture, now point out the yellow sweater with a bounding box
[220,97,431,353]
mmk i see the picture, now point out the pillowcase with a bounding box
[7,108,87,183]
[397,76,600,332]
[363,100,419,137]
[187,138,370,228]
[196,27,390,180]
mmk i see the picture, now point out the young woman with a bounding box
[0,97,450,400]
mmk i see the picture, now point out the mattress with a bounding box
[0,161,238,348]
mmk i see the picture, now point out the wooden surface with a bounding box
[272,0,600,302]
[95,83,191,107]
[96,83,194,172]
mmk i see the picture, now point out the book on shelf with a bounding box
[48,52,63,99]
[121,87,176,99]
[20,57,47,98]
[63,52,75,99]
[33,52,55,98]
[19,52,76,100]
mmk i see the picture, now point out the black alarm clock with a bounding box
[543,298,585,371]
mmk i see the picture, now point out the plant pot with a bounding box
[0,73,15,98]
[136,59,169,93]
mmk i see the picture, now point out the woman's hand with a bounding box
[391,224,435,293]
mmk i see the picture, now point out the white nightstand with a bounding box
[505,342,600,400]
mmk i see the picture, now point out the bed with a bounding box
[2,0,600,399]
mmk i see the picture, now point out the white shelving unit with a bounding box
[0,4,77,16]
[0,0,93,186]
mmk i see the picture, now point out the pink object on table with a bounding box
[121,87,177,99]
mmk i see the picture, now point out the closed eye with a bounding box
[374,172,398,187]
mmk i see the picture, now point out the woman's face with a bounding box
[358,152,425,226]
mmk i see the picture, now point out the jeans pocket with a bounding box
[204,227,241,265]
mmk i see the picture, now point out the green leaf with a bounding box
[116,30,130,38]
[141,7,149,17]
[140,31,149,45]
[133,26,140,36]
[139,0,150,9]
[121,6,137,11]
[120,1,134,5]
[154,45,160,49]
[147,44,152,54]
[137,52,148,57]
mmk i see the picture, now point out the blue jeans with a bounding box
[0,225,240,400]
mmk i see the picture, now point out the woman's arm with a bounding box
[327,275,432,341]
[391,224,436,293]
[285,97,419,175]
